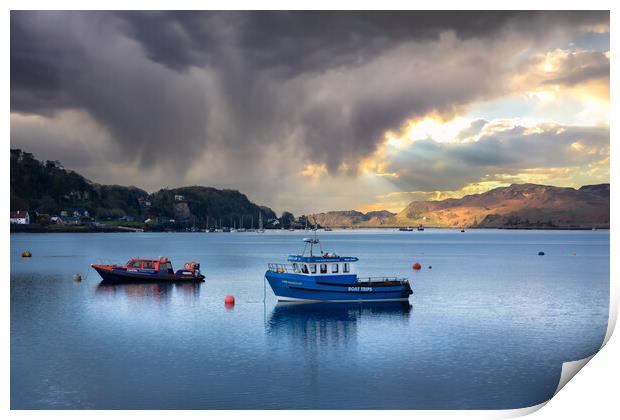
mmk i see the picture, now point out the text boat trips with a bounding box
[92,257,205,283]
[265,237,412,302]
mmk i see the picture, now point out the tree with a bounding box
[280,211,295,229]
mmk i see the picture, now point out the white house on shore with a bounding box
[10,210,30,224]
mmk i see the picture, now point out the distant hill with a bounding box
[149,186,276,228]
[10,149,276,227]
[396,183,610,228]
[310,210,396,227]
[10,149,148,219]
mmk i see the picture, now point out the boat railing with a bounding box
[267,264,408,283]
[267,263,293,273]
[356,276,409,283]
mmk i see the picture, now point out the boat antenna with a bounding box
[302,215,323,257]
[312,215,323,255]
[312,215,317,237]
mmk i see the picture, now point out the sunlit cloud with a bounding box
[352,116,609,213]
[300,163,328,179]
[580,22,610,33]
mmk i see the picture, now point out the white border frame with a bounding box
[3,2,616,419]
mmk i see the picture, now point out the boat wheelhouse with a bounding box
[92,257,205,283]
[265,237,412,302]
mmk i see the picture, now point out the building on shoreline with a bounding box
[10,210,30,225]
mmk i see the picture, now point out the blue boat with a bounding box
[265,236,412,302]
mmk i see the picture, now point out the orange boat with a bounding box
[92,257,205,283]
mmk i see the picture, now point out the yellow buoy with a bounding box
[21,250,32,258]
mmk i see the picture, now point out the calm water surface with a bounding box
[10,230,609,409]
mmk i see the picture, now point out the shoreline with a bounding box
[10,224,144,233]
[10,224,609,233]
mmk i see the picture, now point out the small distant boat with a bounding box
[92,257,205,283]
[417,225,425,231]
[257,213,265,233]
[265,236,412,302]
[399,227,413,232]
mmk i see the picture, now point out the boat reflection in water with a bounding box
[266,301,412,407]
[267,301,411,348]
[95,280,201,304]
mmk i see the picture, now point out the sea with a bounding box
[10,229,610,409]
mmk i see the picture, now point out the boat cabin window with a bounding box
[309,264,317,274]
[331,263,339,273]
[292,263,300,273]
[143,261,155,269]
[301,264,309,274]
[127,260,141,269]
[343,263,350,273]
[159,262,173,273]
[320,263,327,274]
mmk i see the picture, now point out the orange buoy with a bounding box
[21,250,32,258]
[412,262,422,270]
[224,295,235,307]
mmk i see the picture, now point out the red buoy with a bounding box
[224,295,235,307]
[412,262,422,270]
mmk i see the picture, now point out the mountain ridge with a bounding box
[311,183,609,229]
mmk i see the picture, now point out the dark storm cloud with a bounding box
[11,10,609,179]
[114,11,607,74]
[11,12,208,168]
